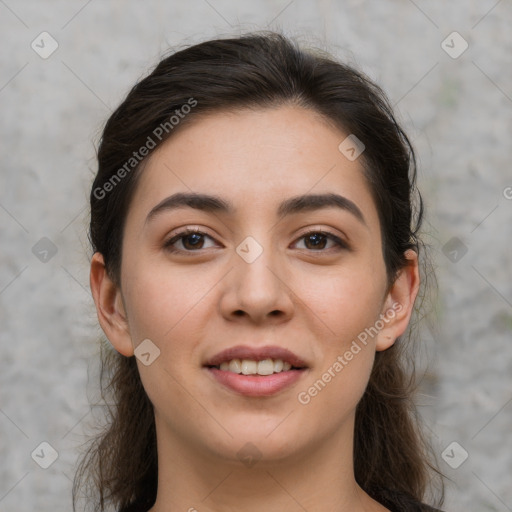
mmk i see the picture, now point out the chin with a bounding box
[206,419,312,464]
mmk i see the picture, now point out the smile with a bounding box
[215,358,293,375]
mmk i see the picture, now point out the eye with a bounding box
[164,228,218,253]
[164,228,349,254]
[293,230,348,252]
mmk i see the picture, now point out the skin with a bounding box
[90,105,419,512]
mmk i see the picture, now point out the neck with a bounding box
[148,413,386,512]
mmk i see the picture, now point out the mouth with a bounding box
[203,345,308,397]
[208,358,300,375]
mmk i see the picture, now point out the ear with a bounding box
[375,249,420,352]
[90,252,134,357]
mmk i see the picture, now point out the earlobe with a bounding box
[90,252,134,357]
[376,249,420,352]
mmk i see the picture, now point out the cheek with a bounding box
[298,263,386,341]
[122,259,214,342]
[122,263,215,433]
[293,264,384,416]
[121,261,217,397]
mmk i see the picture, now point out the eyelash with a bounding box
[163,227,349,254]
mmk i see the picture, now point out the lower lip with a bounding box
[206,368,306,397]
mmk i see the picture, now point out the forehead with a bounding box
[127,105,380,228]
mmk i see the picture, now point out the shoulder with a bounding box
[370,486,445,512]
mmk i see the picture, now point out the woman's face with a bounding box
[103,105,413,465]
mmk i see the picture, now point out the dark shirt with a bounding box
[119,488,444,512]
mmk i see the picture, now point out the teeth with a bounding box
[228,359,241,373]
[216,358,296,375]
[257,359,274,376]
[241,360,257,375]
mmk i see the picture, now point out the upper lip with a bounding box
[204,345,308,369]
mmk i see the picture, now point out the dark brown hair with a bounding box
[75,30,444,511]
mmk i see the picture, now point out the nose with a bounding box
[219,239,294,324]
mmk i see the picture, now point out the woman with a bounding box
[75,31,445,512]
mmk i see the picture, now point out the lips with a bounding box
[204,345,308,369]
[203,345,308,397]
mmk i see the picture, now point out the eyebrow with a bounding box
[145,191,367,226]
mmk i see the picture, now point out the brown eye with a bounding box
[181,233,205,250]
[303,233,328,250]
[164,229,217,253]
[294,231,348,252]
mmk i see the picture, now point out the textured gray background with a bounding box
[1,1,511,511]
